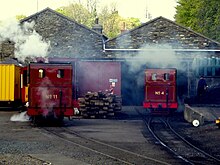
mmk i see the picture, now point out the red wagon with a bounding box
[143,68,178,115]
[27,63,77,121]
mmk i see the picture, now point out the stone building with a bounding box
[20,8,107,58]
[105,16,220,51]
[0,40,15,61]
[1,8,220,105]
[104,16,220,104]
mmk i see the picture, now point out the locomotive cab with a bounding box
[143,68,178,115]
[27,63,77,122]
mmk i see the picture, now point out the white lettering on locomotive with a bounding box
[155,91,165,95]
[45,94,58,99]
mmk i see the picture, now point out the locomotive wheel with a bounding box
[31,116,40,126]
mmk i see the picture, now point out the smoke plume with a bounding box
[118,40,189,106]
[0,18,50,62]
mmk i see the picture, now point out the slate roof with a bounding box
[105,16,220,51]
[20,7,108,40]
[19,8,107,58]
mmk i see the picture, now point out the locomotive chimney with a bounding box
[92,17,103,34]
[35,57,46,63]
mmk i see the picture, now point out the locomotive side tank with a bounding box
[143,68,178,115]
[27,63,75,120]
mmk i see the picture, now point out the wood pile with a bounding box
[78,91,122,118]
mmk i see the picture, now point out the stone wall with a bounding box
[106,17,220,51]
[0,40,15,60]
[21,8,105,58]
[104,17,220,101]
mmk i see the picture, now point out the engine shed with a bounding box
[1,8,220,106]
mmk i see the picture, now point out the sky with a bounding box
[0,0,177,22]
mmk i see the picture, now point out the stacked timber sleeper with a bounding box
[78,91,122,118]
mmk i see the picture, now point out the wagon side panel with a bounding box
[0,64,16,101]
[77,61,121,97]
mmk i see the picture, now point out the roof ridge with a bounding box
[106,16,220,47]
[20,7,106,38]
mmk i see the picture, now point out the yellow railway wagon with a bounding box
[0,64,21,106]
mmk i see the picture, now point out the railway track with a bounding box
[42,125,170,165]
[136,109,220,165]
[39,118,175,165]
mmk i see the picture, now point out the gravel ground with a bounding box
[0,154,47,165]
[0,107,219,164]
[0,111,51,165]
[169,112,220,159]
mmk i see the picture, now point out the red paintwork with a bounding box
[143,102,178,109]
[143,68,178,114]
[27,63,75,118]
[77,61,121,97]
[48,58,122,99]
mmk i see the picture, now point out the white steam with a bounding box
[36,78,56,117]
[123,43,182,89]
[10,111,30,122]
[0,18,50,62]
[127,44,180,71]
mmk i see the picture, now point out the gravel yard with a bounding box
[0,107,219,165]
[169,113,220,159]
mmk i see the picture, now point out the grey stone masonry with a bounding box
[0,40,15,60]
[105,17,220,57]
[20,8,107,58]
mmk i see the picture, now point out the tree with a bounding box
[175,0,220,42]
[99,5,141,38]
[56,2,141,38]
[16,15,26,21]
[98,4,122,38]
[57,3,94,28]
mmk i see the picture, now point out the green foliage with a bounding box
[175,0,220,42]
[56,2,141,38]
[98,5,122,38]
[57,3,94,28]
[16,15,26,21]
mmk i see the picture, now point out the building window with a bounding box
[207,67,212,76]
[198,67,204,76]
[196,57,220,77]
[57,69,64,78]
[215,68,220,76]
[38,69,45,78]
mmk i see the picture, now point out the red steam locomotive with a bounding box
[27,62,78,122]
[1,59,121,123]
[143,68,178,115]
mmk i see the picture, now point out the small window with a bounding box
[207,67,212,76]
[164,73,170,80]
[217,58,220,65]
[211,57,216,66]
[23,70,27,86]
[215,67,220,76]
[38,69,45,78]
[57,69,64,78]
[198,67,204,76]
[152,73,157,80]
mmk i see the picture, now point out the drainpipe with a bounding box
[103,48,220,52]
